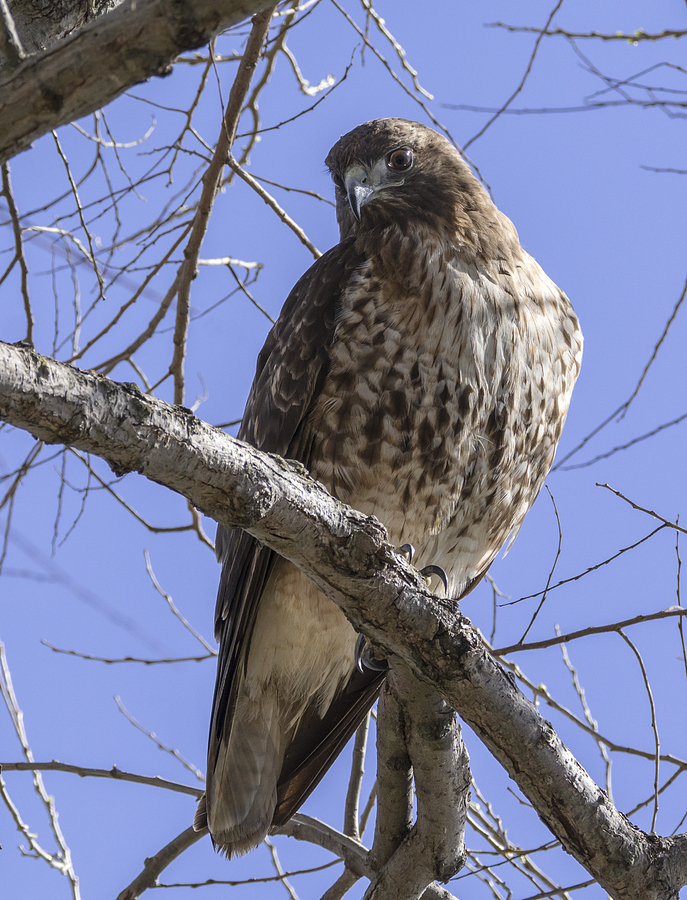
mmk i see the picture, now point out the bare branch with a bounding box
[493,607,687,656]
[0,760,202,796]
[371,681,412,869]
[1,161,32,343]
[170,5,276,405]
[115,825,207,900]
[0,642,81,898]
[489,24,687,43]
[463,0,565,150]
[598,483,687,535]
[366,665,469,900]
[114,696,205,781]
[344,713,370,841]
[0,0,278,162]
[228,157,321,258]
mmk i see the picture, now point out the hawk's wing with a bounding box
[203,238,383,830]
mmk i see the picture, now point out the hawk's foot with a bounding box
[355,634,388,674]
[398,543,416,564]
[420,564,449,597]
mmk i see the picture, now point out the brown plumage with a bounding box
[194,118,583,856]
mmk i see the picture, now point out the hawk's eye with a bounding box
[387,148,413,172]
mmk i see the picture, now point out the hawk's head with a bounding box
[325,119,501,253]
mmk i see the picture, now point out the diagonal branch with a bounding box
[1,340,687,900]
[170,5,276,405]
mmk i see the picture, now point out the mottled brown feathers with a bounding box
[197,119,582,857]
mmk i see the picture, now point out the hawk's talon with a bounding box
[355,634,389,673]
[420,564,449,596]
[398,543,416,564]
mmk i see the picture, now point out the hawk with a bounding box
[194,118,583,856]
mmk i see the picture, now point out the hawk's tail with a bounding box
[197,692,285,858]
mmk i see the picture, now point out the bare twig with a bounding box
[328,0,487,187]
[114,696,205,781]
[676,527,687,690]
[170,6,277,406]
[0,643,81,898]
[67,448,209,539]
[488,24,687,43]
[518,487,563,644]
[1,161,33,343]
[506,524,667,605]
[157,859,340,889]
[69,223,192,366]
[144,550,216,653]
[557,629,613,799]
[464,0,565,150]
[619,631,660,832]
[0,760,202,797]
[598,484,687,536]
[41,641,213,664]
[0,0,25,68]
[227,158,321,258]
[264,836,301,900]
[115,825,207,900]
[559,410,687,470]
[345,713,370,841]
[493,606,687,656]
[555,274,687,469]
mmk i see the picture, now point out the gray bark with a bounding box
[0,0,273,162]
[1,340,687,900]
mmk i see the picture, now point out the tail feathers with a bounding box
[205,695,286,857]
[193,794,208,832]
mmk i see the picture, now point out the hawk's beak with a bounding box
[345,166,375,221]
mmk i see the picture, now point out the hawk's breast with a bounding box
[307,237,581,596]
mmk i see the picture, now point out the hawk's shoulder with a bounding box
[239,237,365,457]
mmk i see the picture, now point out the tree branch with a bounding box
[1,341,687,900]
[0,0,274,162]
[365,665,469,900]
[115,825,207,900]
[371,680,412,869]
[0,760,202,796]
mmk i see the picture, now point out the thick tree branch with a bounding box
[0,0,273,162]
[1,341,687,900]
[371,680,412,868]
[280,815,457,900]
[116,825,207,900]
[365,665,469,900]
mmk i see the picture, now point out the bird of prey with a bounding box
[194,118,583,856]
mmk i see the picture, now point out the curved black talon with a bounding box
[398,543,416,564]
[355,634,389,674]
[420,564,449,596]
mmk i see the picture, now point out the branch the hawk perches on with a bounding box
[193,118,583,857]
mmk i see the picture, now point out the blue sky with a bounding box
[2,2,687,898]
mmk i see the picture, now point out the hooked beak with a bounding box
[344,166,375,220]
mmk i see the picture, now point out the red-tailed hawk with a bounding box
[194,119,583,856]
